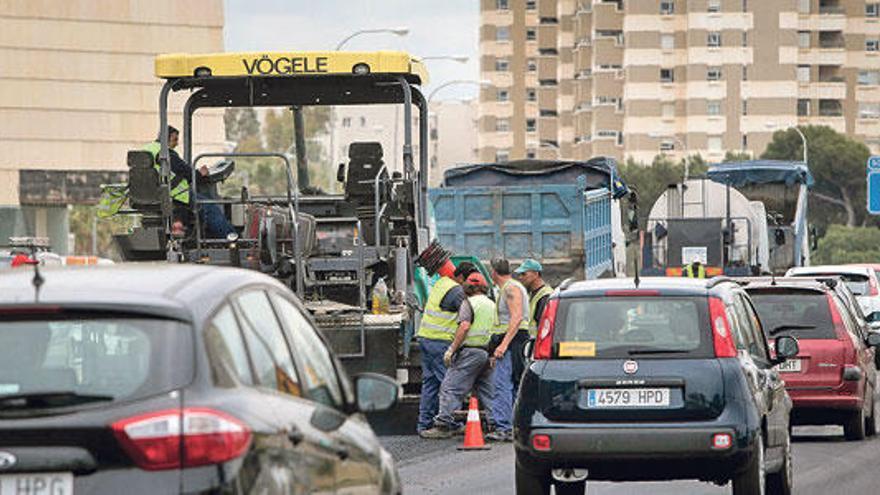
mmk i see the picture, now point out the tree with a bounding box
[223,108,261,143]
[723,150,753,162]
[619,154,708,226]
[761,125,869,227]
[813,225,880,264]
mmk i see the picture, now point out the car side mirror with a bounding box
[523,338,535,360]
[354,372,399,413]
[774,335,799,361]
[867,332,880,348]
[337,163,346,183]
[310,404,347,432]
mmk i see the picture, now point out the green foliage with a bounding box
[723,150,753,162]
[68,205,134,259]
[761,125,869,227]
[813,225,880,264]
[224,108,261,142]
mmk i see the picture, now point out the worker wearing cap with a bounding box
[683,258,707,278]
[486,258,530,442]
[420,272,497,439]
[416,261,478,437]
[514,258,554,378]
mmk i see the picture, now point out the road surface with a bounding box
[382,426,880,494]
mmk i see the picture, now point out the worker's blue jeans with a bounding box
[417,337,450,433]
[196,194,236,238]
[433,347,494,429]
[490,350,514,432]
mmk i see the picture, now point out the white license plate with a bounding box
[586,388,671,408]
[0,472,73,495]
[777,359,802,373]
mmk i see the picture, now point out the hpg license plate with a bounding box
[776,359,802,373]
[0,472,73,495]
[587,388,671,408]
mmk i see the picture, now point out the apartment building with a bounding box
[479,0,880,164]
[0,0,225,253]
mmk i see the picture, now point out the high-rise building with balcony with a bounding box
[479,0,880,164]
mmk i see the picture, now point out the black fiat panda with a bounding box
[514,277,799,495]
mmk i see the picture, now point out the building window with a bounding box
[496,118,510,132]
[495,149,510,162]
[660,1,674,15]
[526,88,537,101]
[496,0,509,10]
[527,58,537,71]
[497,26,510,41]
[868,40,880,52]
[661,34,675,50]
[798,31,810,49]
[526,118,537,132]
[860,103,880,119]
[707,32,721,48]
[819,99,843,116]
[660,68,674,83]
[341,117,351,127]
[495,58,510,71]
[526,28,537,41]
[707,67,722,81]
[708,136,723,151]
[798,99,810,116]
[742,134,748,149]
[742,31,748,47]
[742,65,748,80]
[526,0,536,10]
[497,89,509,101]
[662,102,675,118]
[526,149,536,159]
[859,70,880,85]
[797,65,810,83]
[359,116,366,127]
[742,100,748,115]
[660,141,675,152]
[707,100,722,116]
[799,0,811,14]
[868,3,880,17]
[708,0,721,12]
[617,133,624,146]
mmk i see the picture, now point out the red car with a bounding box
[744,278,880,440]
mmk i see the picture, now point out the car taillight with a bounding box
[709,297,737,358]
[712,433,732,450]
[826,293,849,339]
[534,298,559,359]
[532,434,551,452]
[111,408,251,471]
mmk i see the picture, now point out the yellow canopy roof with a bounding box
[155,50,427,84]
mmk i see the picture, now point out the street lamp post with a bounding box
[421,55,469,63]
[649,133,690,181]
[765,122,808,165]
[329,27,409,170]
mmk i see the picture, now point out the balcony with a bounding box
[538,87,557,110]
[594,38,624,67]
[819,32,845,49]
[799,48,845,65]
[538,116,558,142]
[594,1,624,32]
[538,24,558,51]
[818,99,843,116]
[538,56,558,81]
[799,82,847,100]
[818,0,845,15]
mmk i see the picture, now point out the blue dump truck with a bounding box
[429,158,630,284]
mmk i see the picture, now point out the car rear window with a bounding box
[746,291,836,339]
[554,297,713,358]
[0,315,193,407]
[790,272,869,296]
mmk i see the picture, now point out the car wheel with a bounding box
[554,480,585,495]
[766,428,793,495]
[844,407,866,441]
[515,460,550,495]
[865,392,877,437]
[732,434,765,495]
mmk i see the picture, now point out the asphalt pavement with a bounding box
[382,426,880,494]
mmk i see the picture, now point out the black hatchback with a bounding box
[515,277,799,495]
[0,264,401,494]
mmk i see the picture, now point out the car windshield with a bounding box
[555,297,711,358]
[0,316,193,410]
[746,291,836,339]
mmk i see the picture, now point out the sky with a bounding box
[224,0,480,100]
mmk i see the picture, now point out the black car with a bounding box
[515,277,799,495]
[0,263,401,494]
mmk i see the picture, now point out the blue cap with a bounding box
[514,258,543,274]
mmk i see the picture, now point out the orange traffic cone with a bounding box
[458,396,490,451]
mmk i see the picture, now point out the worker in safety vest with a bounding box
[145,126,235,238]
[416,261,478,437]
[512,258,552,404]
[683,258,707,278]
[486,258,530,442]
[420,272,496,439]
